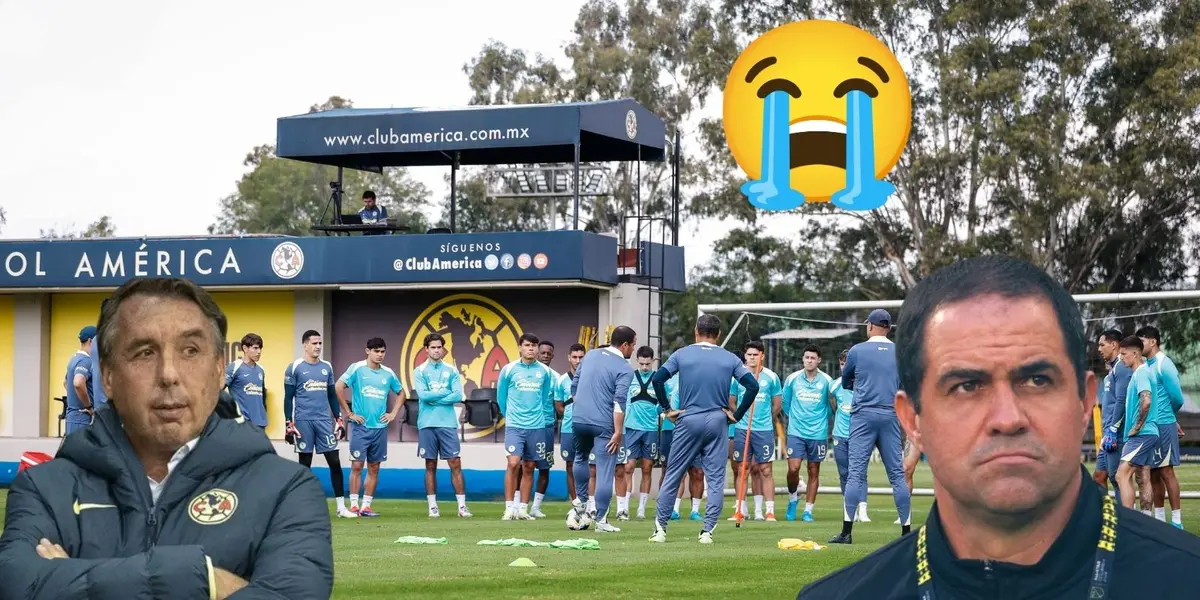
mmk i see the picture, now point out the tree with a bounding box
[40,216,117,239]
[210,97,433,236]
[0,206,6,234]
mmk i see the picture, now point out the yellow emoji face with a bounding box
[723,20,912,202]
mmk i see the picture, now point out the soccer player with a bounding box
[87,298,111,411]
[781,344,833,522]
[1137,326,1185,528]
[285,330,353,518]
[650,314,758,544]
[497,333,556,521]
[622,346,662,520]
[225,333,267,427]
[830,309,910,545]
[335,337,403,518]
[661,360,705,521]
[1115,335,1161,512]
[731,341,783,522]
[830,349,869,522]
[569,326,638,533]
[1096,329,1131,493]
[556,343,587,502]
[526,340,558,519]
[412,333,471,518]
[64,326,96,434]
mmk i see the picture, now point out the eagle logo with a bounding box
[188,489,239,525]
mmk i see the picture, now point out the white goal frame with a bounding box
[700,290,1200,500]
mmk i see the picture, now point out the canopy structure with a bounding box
[276,99,671,231]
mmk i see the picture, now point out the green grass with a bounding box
[4,463,1200,599]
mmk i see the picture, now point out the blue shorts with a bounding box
[626,429,659,462]
[348,424,387,464]
[1156,423,1181,468]
[1097,442,1123,475]
[590,442,629,465]
[417,427,461,461]
[535,426,555,470]
[505,427,547,463]
[1121,434,1161,467]
[786,435,828,463]
[294,419,338,454]
[559,432,576,463]
[659,429,674,460]
[732,429,775,463]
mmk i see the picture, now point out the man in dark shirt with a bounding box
[358,190,388,236]
[799,255,1200,599]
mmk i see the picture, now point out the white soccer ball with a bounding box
[567,507,592,531]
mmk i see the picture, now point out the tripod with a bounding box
[318,181,345,225]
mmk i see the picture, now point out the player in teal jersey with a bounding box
[335,337,403,518]
[729,341,783,521]
[1137,326,1186,528]
[497,333,555,520]
[781,345,836,522]
[412,333,471,519]
[623,346,663,520]
[830,350,870,522]
[523,341,559,519]
[1115,336,1161,511]
[556,344,586,503]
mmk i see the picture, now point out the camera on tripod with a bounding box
[329,181,342,191]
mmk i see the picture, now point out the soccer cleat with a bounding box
[359,508,380,518]
[699,526,715,544]
[801,511,814,523]
[530,508,547,519]
[428,507,440,519]
[828,533,852,544]
[689,511,702,521]
[649,523,667,543]
[894,518,901,525]
[458,507,473,518]
[518,510,536,521]
[617,511,630,522]
[856,510,871,523]
[1173,522,1185,530]
[502,509,515,521]
[595,519,621,533]
[349,506,360,515]
[636,511,646,520]
[786,499,799,521]
[670,510,681,520]
[336,508,358,519]
[765,512,776,522]
[754,514,765,521]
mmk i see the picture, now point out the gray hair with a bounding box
[97,277,228,366]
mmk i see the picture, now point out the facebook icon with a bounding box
[501,254,515,269]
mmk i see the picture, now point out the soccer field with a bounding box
[3,462,1200,599]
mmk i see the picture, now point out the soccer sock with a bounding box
[1172,509,1182,524]
[457,494,467,509]
[505,501,514,511]
[638,493,648,512]
[902,524,911,535]
[841,520,853,536]
[532,493,545,511]
[587,497,596,512]
[673,498,681,512]
[805,503,814,513]
[789,491,799,502]
[692,498,701,513]
[765,501,775,515]
[427,495,437,510]
[754,495,764,515]
[1155,507,1166,521]
[1142,509,1152,516]
[858,502,869,516]
[513,491,520,504]
[336,497,346,511]
[363,495,373,508]
[349,494,359,508]
[519,502,529,514]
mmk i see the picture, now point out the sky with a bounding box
[0,0,807,272]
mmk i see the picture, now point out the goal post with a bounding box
[700,290,1200,500]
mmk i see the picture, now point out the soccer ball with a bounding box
[567,507,592,531]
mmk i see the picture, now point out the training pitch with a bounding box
[3,462,1199,599]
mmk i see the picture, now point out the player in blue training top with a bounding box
[661,368,704,521]
[832,309,911,545]
[497,333,556,521]
[64,325,96,434]
[224,333,267,427]
[781,344,835,523]
[623,346,664,521]
[411,333,472,519]
[336,337,403,519]
[556,343,587,503]
[1116,335,1161,512]
[1135,326,1186,528]
[730,340,783,522]
[650,314,758,544]
[285,329,352,518]
[87,298,111,411]
[829,349,870,522]
[525,340,559,519]
[1096,330,1131,495]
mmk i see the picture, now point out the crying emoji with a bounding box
[723,20,912,212]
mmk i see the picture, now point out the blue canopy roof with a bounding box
[275,99,667,170]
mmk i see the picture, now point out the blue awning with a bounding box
[275,99,667,170]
